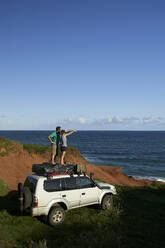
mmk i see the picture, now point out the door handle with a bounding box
[82,193,85,195]
[62,195,66,197]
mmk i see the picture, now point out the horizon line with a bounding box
[0,129,165,132]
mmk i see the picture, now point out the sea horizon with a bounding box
[0,129,165,132]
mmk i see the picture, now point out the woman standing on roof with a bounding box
[60,129,77,165]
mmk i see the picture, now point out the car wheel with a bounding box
[18,182,23,213]
[101,194,113,210]
[23,187,32,209]
[48,206,65,226]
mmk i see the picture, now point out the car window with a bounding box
[24,176,37,193]
[44,179,62,192]
[62,177,77,190]
[77,177,95,189]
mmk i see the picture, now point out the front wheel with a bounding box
[48,206,65,226]
[101,194,113,210]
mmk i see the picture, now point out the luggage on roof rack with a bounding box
[32,162,86,177]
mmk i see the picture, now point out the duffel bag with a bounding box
[32,162,86,176]
[32,163,54,176]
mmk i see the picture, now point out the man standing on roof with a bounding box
[48,126,61,165]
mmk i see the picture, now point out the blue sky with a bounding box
[0,0,165,130]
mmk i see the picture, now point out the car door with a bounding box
[42,178,63,207]
[77,176,100,206]
[61,177,81,208]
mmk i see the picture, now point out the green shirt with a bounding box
[49,131,60,145]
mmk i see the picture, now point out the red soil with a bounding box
[0,145,160,190]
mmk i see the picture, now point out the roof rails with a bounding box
[70,172,86,177]
[46,171,87,179]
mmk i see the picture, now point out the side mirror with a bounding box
[90,172,94,179]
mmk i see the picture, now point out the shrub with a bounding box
[0,179,10,196]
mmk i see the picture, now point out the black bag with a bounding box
[32,162,76,176]
[32,163,54,176]
[53,163,75,174]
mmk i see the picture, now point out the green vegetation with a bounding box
[0,179,10,196]
[23,144,87,162]
[22,144,81,155]
[0,137,17,156]
[0,137,165,247]
[0,137,83,162]
[23,144,51,154]
[0,179,165,248]
[0,136,51,156]
[68,146,84,157]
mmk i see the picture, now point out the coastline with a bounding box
[0,130,165,183]
[0,136,164,189]
[84,155,165,183]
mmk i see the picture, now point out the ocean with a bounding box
[0,130,165,182]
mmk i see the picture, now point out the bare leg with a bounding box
[54,146,59,162]
[61,151,66,165]
[51,144,57,165]
[52,154,55,164]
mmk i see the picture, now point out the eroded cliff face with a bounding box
[0,141,155,189]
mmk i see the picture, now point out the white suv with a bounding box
[18,173,117,226]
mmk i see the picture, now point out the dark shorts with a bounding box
[61,146,67,152]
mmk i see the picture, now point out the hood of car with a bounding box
[95,181,116,193]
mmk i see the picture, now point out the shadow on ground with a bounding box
[0,190,20,216]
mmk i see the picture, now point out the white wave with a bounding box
[132,175,165,183]
[157,178,165,183]
[84,156,102,163]
[84,156,95,161]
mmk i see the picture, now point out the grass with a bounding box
[22,144,82,157]
[67,146,85,157]
[0,137,16,156]
[0,136,51,156]
[0,178,10,196]
[115,184,165,248]
[23,144,51,154]
[0,137,165,247]
[0,179,165,248]
[0,137,84,163]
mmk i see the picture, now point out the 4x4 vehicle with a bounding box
[18,173,117,226]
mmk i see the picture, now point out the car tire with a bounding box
[23,187,32,209]
[101,194,113,210]
[48,206,65,226]
[18,182,23,213]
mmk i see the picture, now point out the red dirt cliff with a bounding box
[0,139,158,189]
